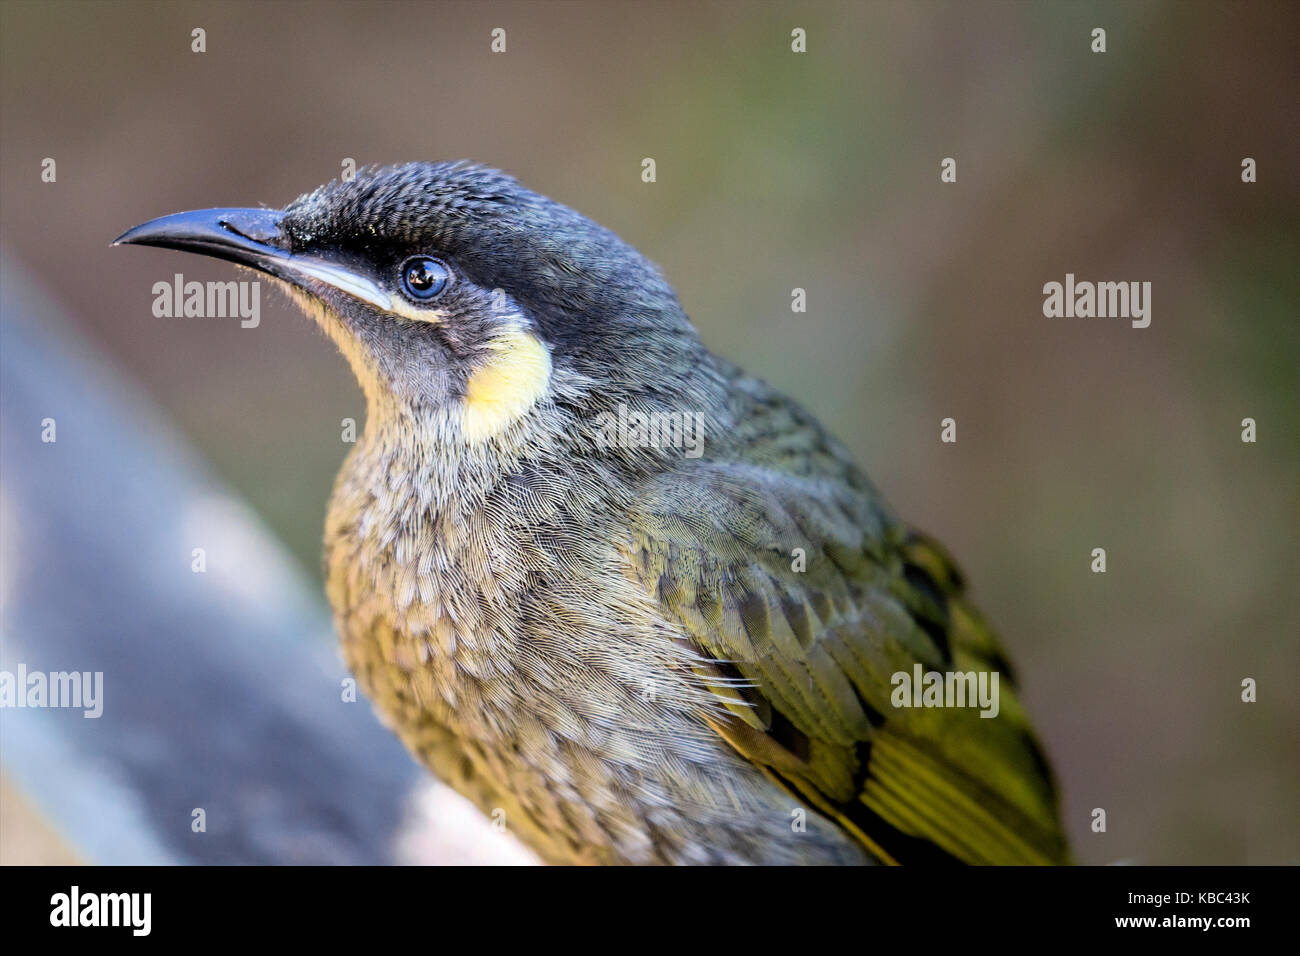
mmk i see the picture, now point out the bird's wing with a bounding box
[617,395,1069,865]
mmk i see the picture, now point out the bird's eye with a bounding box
[399,256,450,300]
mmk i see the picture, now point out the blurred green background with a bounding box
[2,0,1296,863]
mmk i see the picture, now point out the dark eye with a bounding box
[399,256,450,300]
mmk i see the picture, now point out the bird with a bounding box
[115,162,1070,865]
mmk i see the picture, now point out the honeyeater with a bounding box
[116,162,1070,865]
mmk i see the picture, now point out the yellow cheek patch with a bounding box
[462,329,552,444]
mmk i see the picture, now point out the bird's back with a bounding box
[617,362,1070,863]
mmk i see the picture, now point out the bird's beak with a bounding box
[113,208,392,310]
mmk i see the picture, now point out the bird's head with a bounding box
[115,162,721,457]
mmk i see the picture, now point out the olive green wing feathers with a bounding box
[619,428,1069,865]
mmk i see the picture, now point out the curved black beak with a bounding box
[113,207,392,310]
[112,208,286,268]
